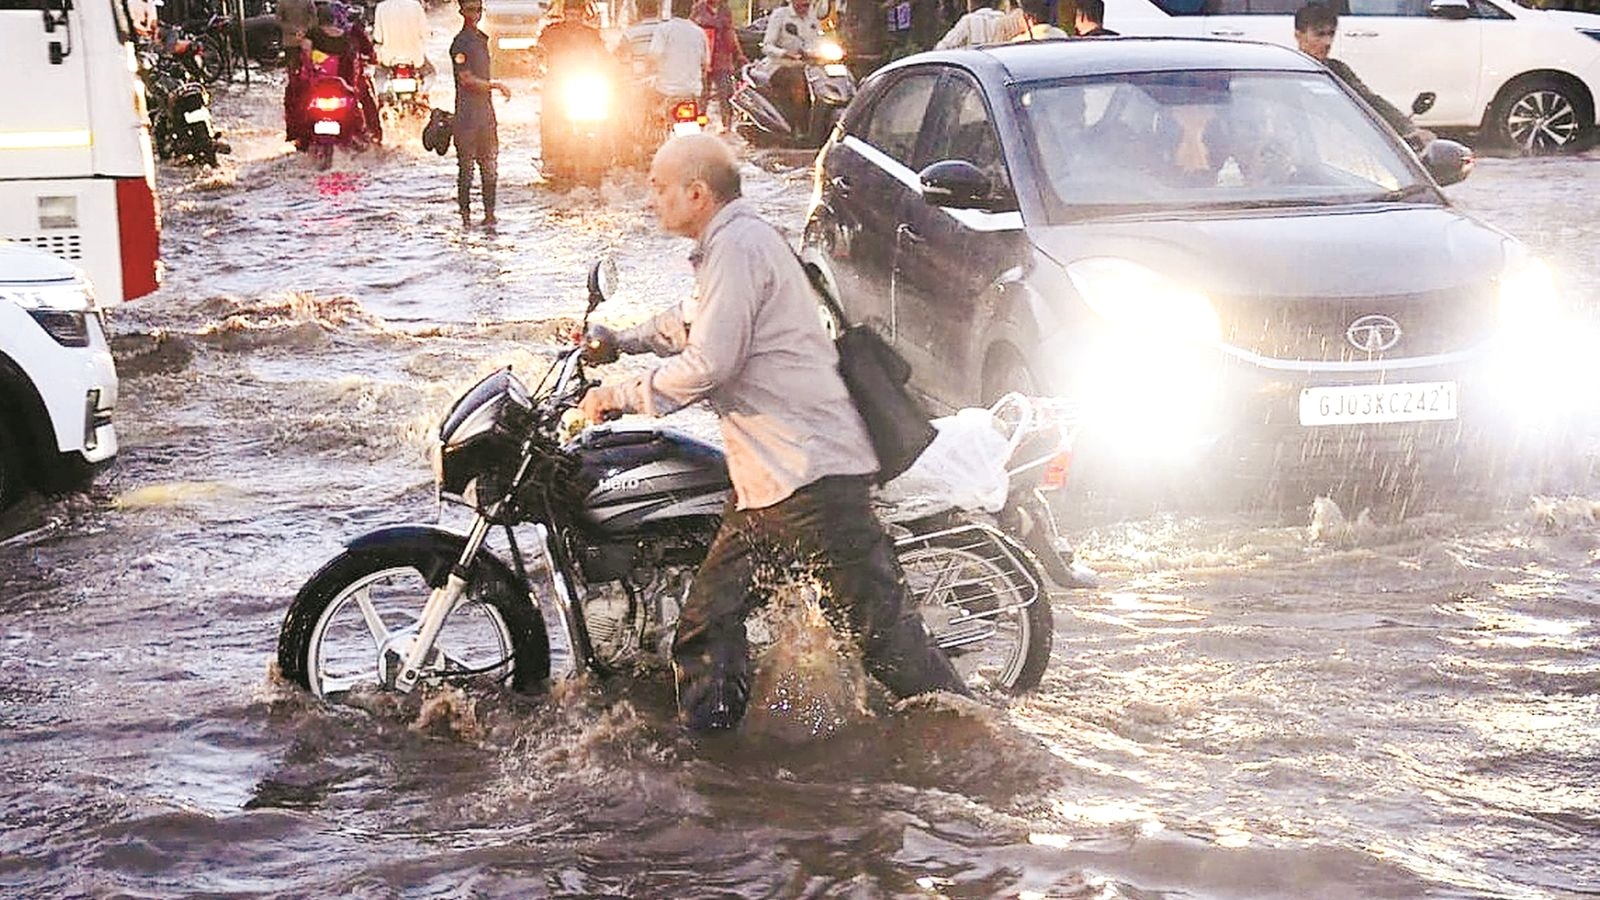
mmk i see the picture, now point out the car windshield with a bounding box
[1017,69,1431,222]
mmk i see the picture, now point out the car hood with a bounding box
[0,241,83,286]
[1029,205,1510,299]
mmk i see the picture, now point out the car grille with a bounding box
[1217,285,1499,363]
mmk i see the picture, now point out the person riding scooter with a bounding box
[293,2,383,148]
[761,0,822,138]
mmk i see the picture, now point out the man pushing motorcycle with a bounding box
[579,134,971,732]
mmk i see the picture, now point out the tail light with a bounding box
[311,95,352,112]
[672,100,699,122]
[1038,451,1072,491]
[394,64,415,78]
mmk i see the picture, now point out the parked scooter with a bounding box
[277,260,1062,704]
[728,29,854,149]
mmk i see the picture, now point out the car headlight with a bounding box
[1065,257,1221,342]
[1578,28,1600,43]
[0,279,95,312]
[563,72,611,122]
[817,38,844,62]
[1497,250,1558,336]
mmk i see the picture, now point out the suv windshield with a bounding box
[1018,69,1432,221]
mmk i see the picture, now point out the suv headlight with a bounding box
[1578,28,1600,43]
[1,280,97,347]
[1065,257,1221,342]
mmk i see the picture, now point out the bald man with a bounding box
[580,135,970,732]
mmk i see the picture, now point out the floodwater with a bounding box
[3,24,1599,898]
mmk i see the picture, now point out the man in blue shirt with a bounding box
[451,0,510,228]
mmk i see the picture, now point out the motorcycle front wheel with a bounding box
[278,545,551,699]
[897,530,1053,694]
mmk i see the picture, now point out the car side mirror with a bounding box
[1427,0,1471,20]
[919,160,994,210]
[1419,138,1474,186]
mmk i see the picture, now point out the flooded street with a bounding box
[3,27,1599,897]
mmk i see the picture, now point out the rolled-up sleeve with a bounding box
[617,305,690,357]
[610,239,758,418]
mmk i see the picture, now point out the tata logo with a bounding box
[1345,314,1403,353]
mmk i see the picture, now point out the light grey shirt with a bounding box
[608,199,877,510]
[935,8,1010,49]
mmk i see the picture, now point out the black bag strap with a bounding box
[790,249,851,330]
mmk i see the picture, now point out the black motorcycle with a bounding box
[278,261,1057,703]
[141,48,227,167]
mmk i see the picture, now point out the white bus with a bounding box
[1,0,161,304]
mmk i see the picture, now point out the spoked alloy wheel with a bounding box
[278,547,549,699]
[1497,80,1586,154]
[898,532,1053,694]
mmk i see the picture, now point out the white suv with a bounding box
[1104,0,1600,153]
[0,241,118,511]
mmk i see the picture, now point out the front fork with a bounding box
[391,514,495,692]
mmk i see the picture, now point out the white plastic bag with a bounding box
[877,406,1012,519]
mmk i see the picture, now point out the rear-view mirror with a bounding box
[918,160,995,210]
[587,257,618,309]
[1420,138,1474,186]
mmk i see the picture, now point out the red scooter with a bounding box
[303,75,370,169]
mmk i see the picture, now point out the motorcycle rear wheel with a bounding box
[897,531,1053,694]
[278,546,550,699]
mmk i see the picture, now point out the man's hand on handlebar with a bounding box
[578,384,624,424]
[581,324,621,365]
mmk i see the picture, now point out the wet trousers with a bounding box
[455,124,498,219]
[672,474,970,732]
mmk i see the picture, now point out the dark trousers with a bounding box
[672,474,970,731]
[455,124,498,219]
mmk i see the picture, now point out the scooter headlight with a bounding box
[563,72,611,122]
[817,38,844,62]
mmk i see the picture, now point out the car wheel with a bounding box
[0,422,20,511]
[1491,76,1592,155]
[981,350,1037,405]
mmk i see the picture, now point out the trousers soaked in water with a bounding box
[672,474,971,731]
[455,125,498,218]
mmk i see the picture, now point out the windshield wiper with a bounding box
[1366,183,1435,203]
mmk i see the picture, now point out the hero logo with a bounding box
[1345,314,1402,353]
[597,471,642,493]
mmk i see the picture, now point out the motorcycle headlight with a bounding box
[817,38,844,62]
[1497,250,1558,337]
[1065,257,1221,342]
[563,72,611,122]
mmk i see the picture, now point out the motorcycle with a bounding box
[539,64,621,186]
[277,260,1061,705]
[729,30,854,149]
[140,48,229,167]
[302,74,371,169]
[376,61,431,125]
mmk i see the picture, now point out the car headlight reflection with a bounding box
[563,72,611,122]
[1066,257,1221,342]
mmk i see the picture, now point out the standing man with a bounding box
[934,0,1009,49]
[1074,0,1117,35]
[1010,0,1067,40]
[1294,3,1433,147]
[451,0,511,229]
[649,0,711,104]
[762,0,823,137]
[374,0,435,80]
[691,0,747,130]
[578,134,971,733]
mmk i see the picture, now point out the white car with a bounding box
[1103,0,1600,153]
[0,241,118,511]
[483,0,552,60]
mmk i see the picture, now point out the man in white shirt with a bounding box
[935,0,1010,49]
[761,0,822,60]
[373,0,433,74]
[648,0,710,100]
[128,0,160,40]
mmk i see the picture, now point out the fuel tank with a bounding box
[567,425,732,535]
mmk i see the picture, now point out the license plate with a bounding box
[823,63,850,77]
[498,37,537,49]
[1299,381,1458,426]
[313,119,341,135]
[671,121,702,135]
[390,77,417,92]
[184,107,212,124]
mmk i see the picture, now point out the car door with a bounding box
[1198,0,1303,43]
[810,67,942,339]
[1334,0,1484,127]
[891,71,1029,409]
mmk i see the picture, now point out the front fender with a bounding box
[345,524,522,593]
